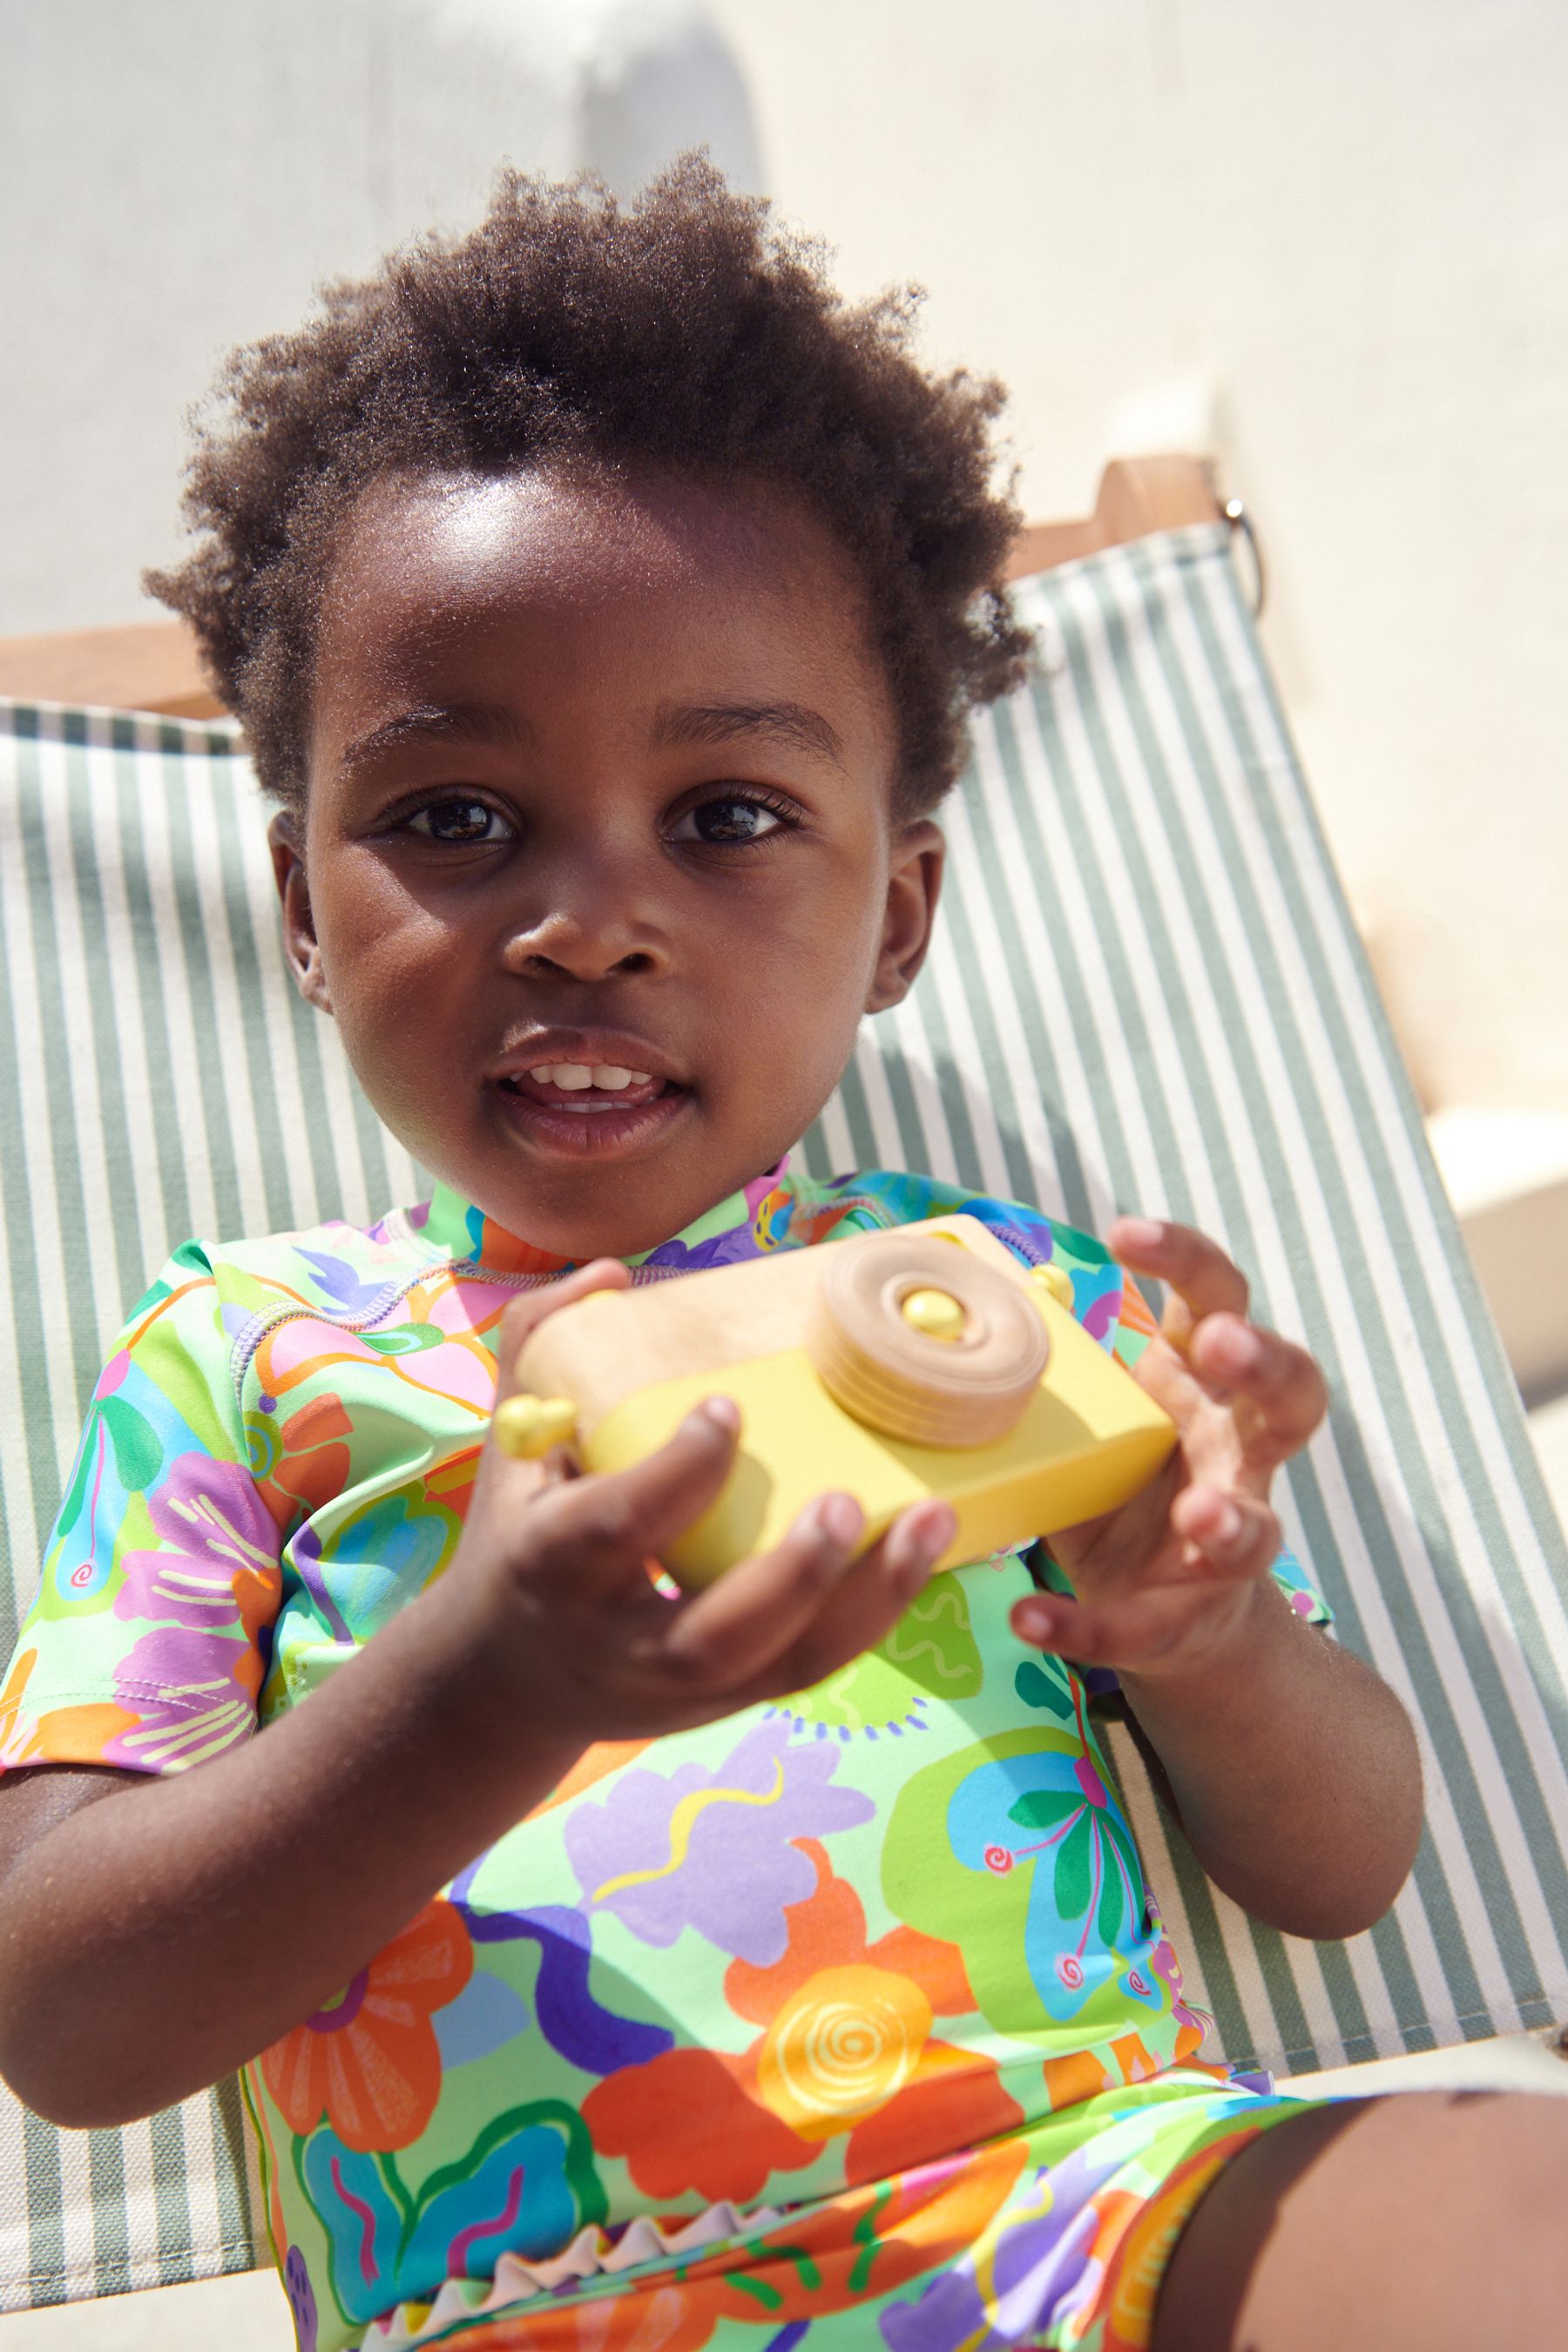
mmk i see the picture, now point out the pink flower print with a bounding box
[107,1622,262,1770]
[114,1450,281,1638]
[105,1452,282,1771]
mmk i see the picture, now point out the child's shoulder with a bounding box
[119,1200,456,1342]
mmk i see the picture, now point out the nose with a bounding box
[499,855,671,984]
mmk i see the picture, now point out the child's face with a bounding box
[273,468,943,1259]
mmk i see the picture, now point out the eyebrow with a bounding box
[339,701,530,772]
[338,695,846,774]
[650,700,845,768]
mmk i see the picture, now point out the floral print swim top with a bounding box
[0,1167,1327,2351]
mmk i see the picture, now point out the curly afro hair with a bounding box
[149,157,1031,821]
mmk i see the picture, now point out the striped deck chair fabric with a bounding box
[2,516,1565,2309]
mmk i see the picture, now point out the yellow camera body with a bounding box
[507,1214,1175,1589]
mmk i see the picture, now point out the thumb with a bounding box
[478,1259,632,1505]
[494,1259,632,1404]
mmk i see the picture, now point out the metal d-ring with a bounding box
[1219,493,1266,617]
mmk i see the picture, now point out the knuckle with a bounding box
[659,1630,725,1691]
[521,1484,575,1554]
[1247,1504,1281,1561]
[497,1292,542,1364]
[786,1531,845,1601]
[1263,1343,1327,1423]
[500,1290,540,1338]
[586,1488,639,1554]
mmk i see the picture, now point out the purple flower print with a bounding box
[295,1248,395,1314]
[113,1450,280,1633]
[565,1717,874,1963]
[639,1225,767,1273]
[882,2146,1124,2351]
[283,2244,318,2352]
[105,1454,280,1772]
[107,1623,260,1771]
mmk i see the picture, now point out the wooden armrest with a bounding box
[0,623,225,720]
[1004,455,1220,580]
[0,457,1220,716]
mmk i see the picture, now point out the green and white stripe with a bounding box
[1,520,1564,2304]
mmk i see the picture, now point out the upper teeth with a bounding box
[528,1063,652,1091]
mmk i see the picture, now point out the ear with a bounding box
[865,819,944,1013]
[267,810,334,1015]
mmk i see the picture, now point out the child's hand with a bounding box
[1011,1219,1328,1682]
[457,1264,957,1747]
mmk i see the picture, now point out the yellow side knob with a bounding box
[901,1286,967,1341]
[1030,1262,1075,1310]
[494,1395,578,1459]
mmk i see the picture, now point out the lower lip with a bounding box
[490,1081,693,1159]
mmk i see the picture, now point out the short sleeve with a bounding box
[0,1245,284,1778]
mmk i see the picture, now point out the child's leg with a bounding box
[1152,2088,1568,2349]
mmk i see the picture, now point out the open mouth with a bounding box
[498,1062,671,1112]
[491,1059,691,1156]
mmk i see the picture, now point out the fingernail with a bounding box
[1016,1599,1058,1645]
[697,1395,741,1435]
[1208,1323,1261,1375]
[815,1492,862,1549]
[1117,1217,1166,1252]
[916,1503,957,1562]
[888,1503,954,1592]
[1213,1500,1242,1544]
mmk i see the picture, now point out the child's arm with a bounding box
[0,1263,955,2131]
[1012,1220,1423,1943]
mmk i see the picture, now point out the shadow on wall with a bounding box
[0,0,764,635]
[575,0,765,195]
[410,0,765,200]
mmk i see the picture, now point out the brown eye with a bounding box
[670,794,788,846]
[407,798,510,844]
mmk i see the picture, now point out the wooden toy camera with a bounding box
[497,1215,1176,1589]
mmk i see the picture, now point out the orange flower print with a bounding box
[461,2139,1031,2350]
[467,2276,722,2352]
[251,1392,355,1527]
[260,1897,471,2152]
[584,1843,1021,2203]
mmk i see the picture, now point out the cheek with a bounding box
[315,871,467,1049]
[697,882,882,1073]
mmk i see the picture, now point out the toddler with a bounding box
[1,162,1564,2352]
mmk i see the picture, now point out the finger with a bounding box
[1169,1484,1281,1580]
[495,1260,632,1397]
[755,1500,960,1695]
[1109,1218,1248,1351]
[526,1397,742,1584]
[1186,1316,1328,1459]
[1008,1577,1254,1674]
[655,1497,953,1694]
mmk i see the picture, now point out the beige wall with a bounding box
[706,0,1568,1119]
[3,0,1563,1115]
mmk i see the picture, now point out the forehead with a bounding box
[308,468,897,783]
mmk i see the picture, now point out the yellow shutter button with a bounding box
[901,1287,968,1342]
[1030,1262,1076,1310]
[494,1395,578,1458]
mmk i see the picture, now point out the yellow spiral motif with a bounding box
[756,1965,934,2140]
